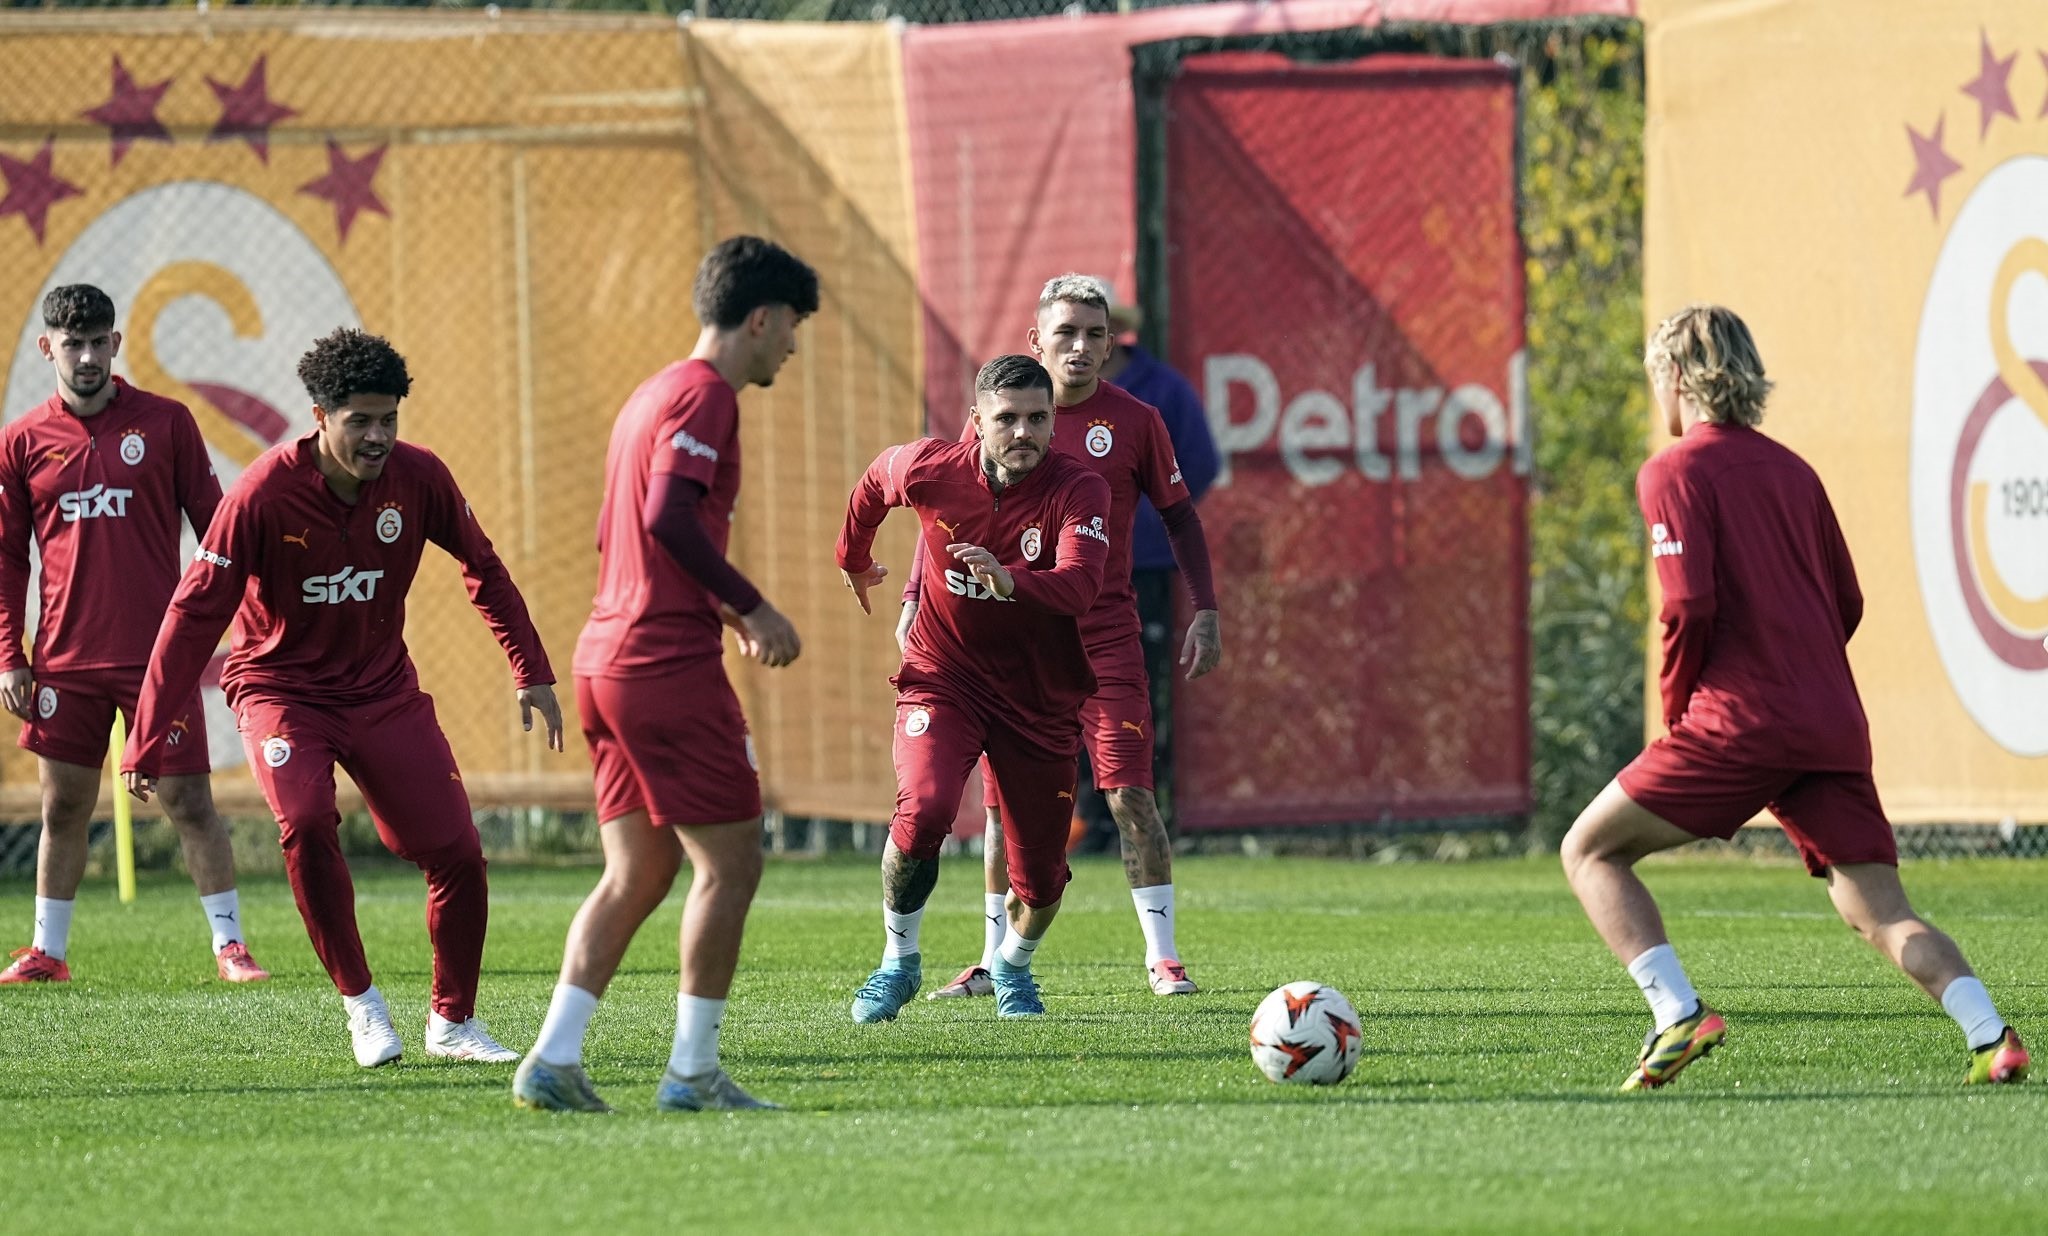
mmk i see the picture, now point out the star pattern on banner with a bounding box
[1903,115,1962,221]
[299,140,389,242]
[0,138,84,245]
[207,56,298,164]
[80,55,174,168]
[1959,29,2017,138]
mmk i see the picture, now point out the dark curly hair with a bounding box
[692,236,820,330]
[297,327,412,410]
[974,353,1053,401]
[43,285,116,335]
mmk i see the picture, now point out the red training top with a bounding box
[123,433,551,776]
[838,438,1111,747]
[0,378,222,673]
[1637,421,1869,771]
[575,359,753,678]
[957,382,1192,647]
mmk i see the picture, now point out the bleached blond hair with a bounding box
[1037,273,1111,317]
[1644,303,1773,427]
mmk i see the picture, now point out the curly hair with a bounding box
[1644,304,1773,427]
[297,327,412,410]
[43,285,115,336]
[975,353,1053,401]
[692,236,821,330]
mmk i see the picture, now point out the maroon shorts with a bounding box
[21,666,210,777]
[238,690,477,859]
[980,642,1154,807]
[1618,733,1898,876]
[895,688,1075,908]
[577,663,761,828]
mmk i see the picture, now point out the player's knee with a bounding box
[890,804,953,861]
[1005,843,1070,909]
[411,831,486,880]
[155,778,220,832]
[1107,786,1161,833]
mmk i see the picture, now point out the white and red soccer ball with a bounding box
[1249,981,1362,1085]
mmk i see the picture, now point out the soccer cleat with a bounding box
[991,963,1045,1018]
[655,1067,781,1112]
[1621,1003,1726,1091]
[426,1016,520,1063]
[0,946,69,984]
[215,942,270,983]
[851,957,921,1023]
[926,965,994,1000]
[1966,1028,2029,1086]
[346,993,404,1068]
[1148,959,1198,996]
[512,1054,613,1113]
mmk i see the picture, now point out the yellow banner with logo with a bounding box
[0,12,915,820]
[1643,0,2048,822]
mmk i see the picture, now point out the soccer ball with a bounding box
[1248,981,1362,1085]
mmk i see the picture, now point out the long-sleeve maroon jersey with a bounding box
[123,433,552,776]
[1637,421,1870,771]
[838,438,1112,741]
[0,379,222,674]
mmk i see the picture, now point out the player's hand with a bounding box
[1181,609,1222,681]
[894,599,917,654]
[947,543,1014,599]
[718,603,762,659]
[123,770,156,803]
[739,600,802,668]
[0,667,33,720]
[842,563,889,616]
[518,683,566,752]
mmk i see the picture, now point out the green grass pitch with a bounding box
[2,854,2043,1234]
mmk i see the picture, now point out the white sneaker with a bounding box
[426,1016,519,1063]
[346,992,404,1068]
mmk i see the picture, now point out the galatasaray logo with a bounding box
[1020,524,1042,562]
[902,707,931,738]
[1084,420,1114,458]
[3,53,373,771]
[375,503,403,544]
[1906,32,2048,755]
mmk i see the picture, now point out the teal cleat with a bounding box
[991,961,1044,1018]
[655,1067,780,1112]
[851,956,922,1023]
[512,1054,613,1113]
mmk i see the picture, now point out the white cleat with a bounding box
[426,1016,520,1063]
[347,993,404,1068]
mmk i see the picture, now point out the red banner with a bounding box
[1167,53,1530,827]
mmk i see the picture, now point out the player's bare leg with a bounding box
[852,840,937,1022]
[656,816,773,1111]
[157,773,269,982]
[1561,780,1725,1090]
[1,758,96,983]
[930,807,1005,1000]
[1824,862,2025,1082]
[1107,785,1195,994]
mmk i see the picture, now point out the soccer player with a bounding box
[513,236,816,1115]
[0,284,267,986]
[840,353,1112,1023]
[902,276,1220,1000]
[1560,304,2029,1090]
[122,327,563,1069]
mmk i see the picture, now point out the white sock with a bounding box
[533,983,600,1066]
[980,892,1008,970]
[883,903,923,961]
[1940,976,2007,1051]
[996,925,1040,971]
[32,896,73,961]
[342,984,385,1016]
[1625,944,1700,1032]
[1131,884,1178,967]
[199,889,243,953]
[429,1011,462,1036]
[668,993,726,1077]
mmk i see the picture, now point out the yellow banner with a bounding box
[0,12,915,821]
[1643,0,2048,821]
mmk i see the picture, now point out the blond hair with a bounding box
[1644,304,1773,427]
[1037,273,1111,316]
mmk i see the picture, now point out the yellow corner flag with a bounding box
[110,713,134,904]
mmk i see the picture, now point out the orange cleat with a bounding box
[0,946,70,984]
[215,941,271,983]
